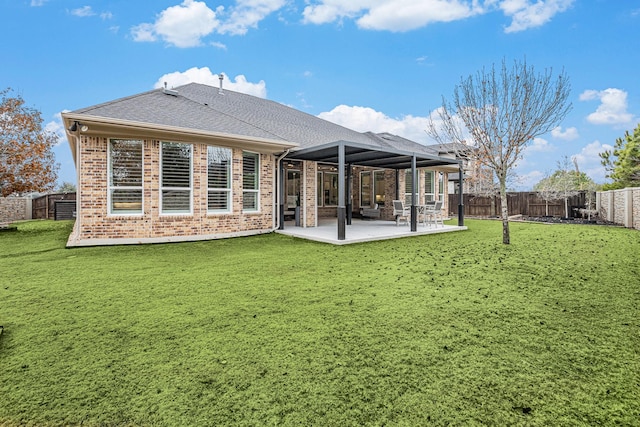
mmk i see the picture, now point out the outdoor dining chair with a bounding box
[392,200,410,226]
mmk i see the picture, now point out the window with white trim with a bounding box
[207,146,232,213]
[109,139,143,215]
[425,170,435,202]
[405,170,418,205]
[360,171,371,207]
[373,170,385,206]
[242,151,259,212]
[161,142,192,214]
[323,172,338,206]
[317,172,323,206]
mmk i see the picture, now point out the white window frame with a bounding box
[405,170,418,206]
[242,151,260,213]
[424,170,435,202]
[373,170,385,206]
[108,139,143,216]
[323,171,339,207]
[360,170,372,208]
[207,146,232,214]
[160,142,193,215]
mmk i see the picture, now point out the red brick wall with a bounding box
[73,137,275,244]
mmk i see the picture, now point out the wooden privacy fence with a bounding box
[448,192,589,218]
[32,193,76,220]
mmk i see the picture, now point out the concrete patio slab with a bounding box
[276,218,467,245]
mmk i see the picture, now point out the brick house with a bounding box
[62,83,462,246]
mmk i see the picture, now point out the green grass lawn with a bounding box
[0,220,638,426]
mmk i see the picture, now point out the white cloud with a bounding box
[572,140,614,183]
[302,0,572,32]
[45,112,69,147]
[154,67,267,98]
[551,126,578,140]
[132,0,220,48]
[101,12,114,20]
[580,88,635,126]
[525,137,555,153]
[131,23,157,42]
[318,105,435,144]
[303,0,485,31]
[131,0,287,47]
[210,41,227,50]
[515,169,545,190]
[70,6,95,17]
[218,0,287,35]
[501,0,573,33]
[30,0,47,6]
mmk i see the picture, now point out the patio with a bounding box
[276,218,467,245]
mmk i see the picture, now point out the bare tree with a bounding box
[427,58,572,244]
[533,170,561,216]
[554,156,580,218]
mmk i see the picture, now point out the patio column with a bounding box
[458,162,465,226]
[278,158,285,229]
[410,155,417,232]
[346,163,352,225]
[337,143,346,240]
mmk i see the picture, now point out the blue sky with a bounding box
[2,0,639,189]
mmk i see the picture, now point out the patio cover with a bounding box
[283,140,465,240]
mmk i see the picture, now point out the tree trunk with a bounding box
[564,197,569,218]
[500,179,510,244]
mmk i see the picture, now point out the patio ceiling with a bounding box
[285,140,460,170]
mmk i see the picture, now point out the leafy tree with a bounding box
[57,181,76,193]
[0,88,59,196]
[599,123,640,190]
[427,58,572,244]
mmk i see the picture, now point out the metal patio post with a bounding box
[410,155,417,232]
[337,143,346,240]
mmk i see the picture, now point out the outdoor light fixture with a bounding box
[68,121,89,132]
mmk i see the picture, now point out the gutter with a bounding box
[273,149,290,231]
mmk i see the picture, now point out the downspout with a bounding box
[74,130,81,243]
[273,149,290,231]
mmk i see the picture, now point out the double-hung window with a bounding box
[109,139,143,215]
[360,171,371,207]
[425,170,435,202]
[373,170,385,206]
[242,151,259,212]
[405,170,418,205]
[207,146,232,213]
[161,142,192,214]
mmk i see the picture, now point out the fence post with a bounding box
[607,191,614,222]
[624,188,633,228]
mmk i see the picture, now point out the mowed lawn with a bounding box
[0,220,638,426]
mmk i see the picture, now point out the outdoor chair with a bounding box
[429,201,444,227]
[418,200,436,226]
[360,203,381,219]
[392,200,410,226]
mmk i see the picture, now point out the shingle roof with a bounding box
[72,82,375,149]
[70,83,459,167]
